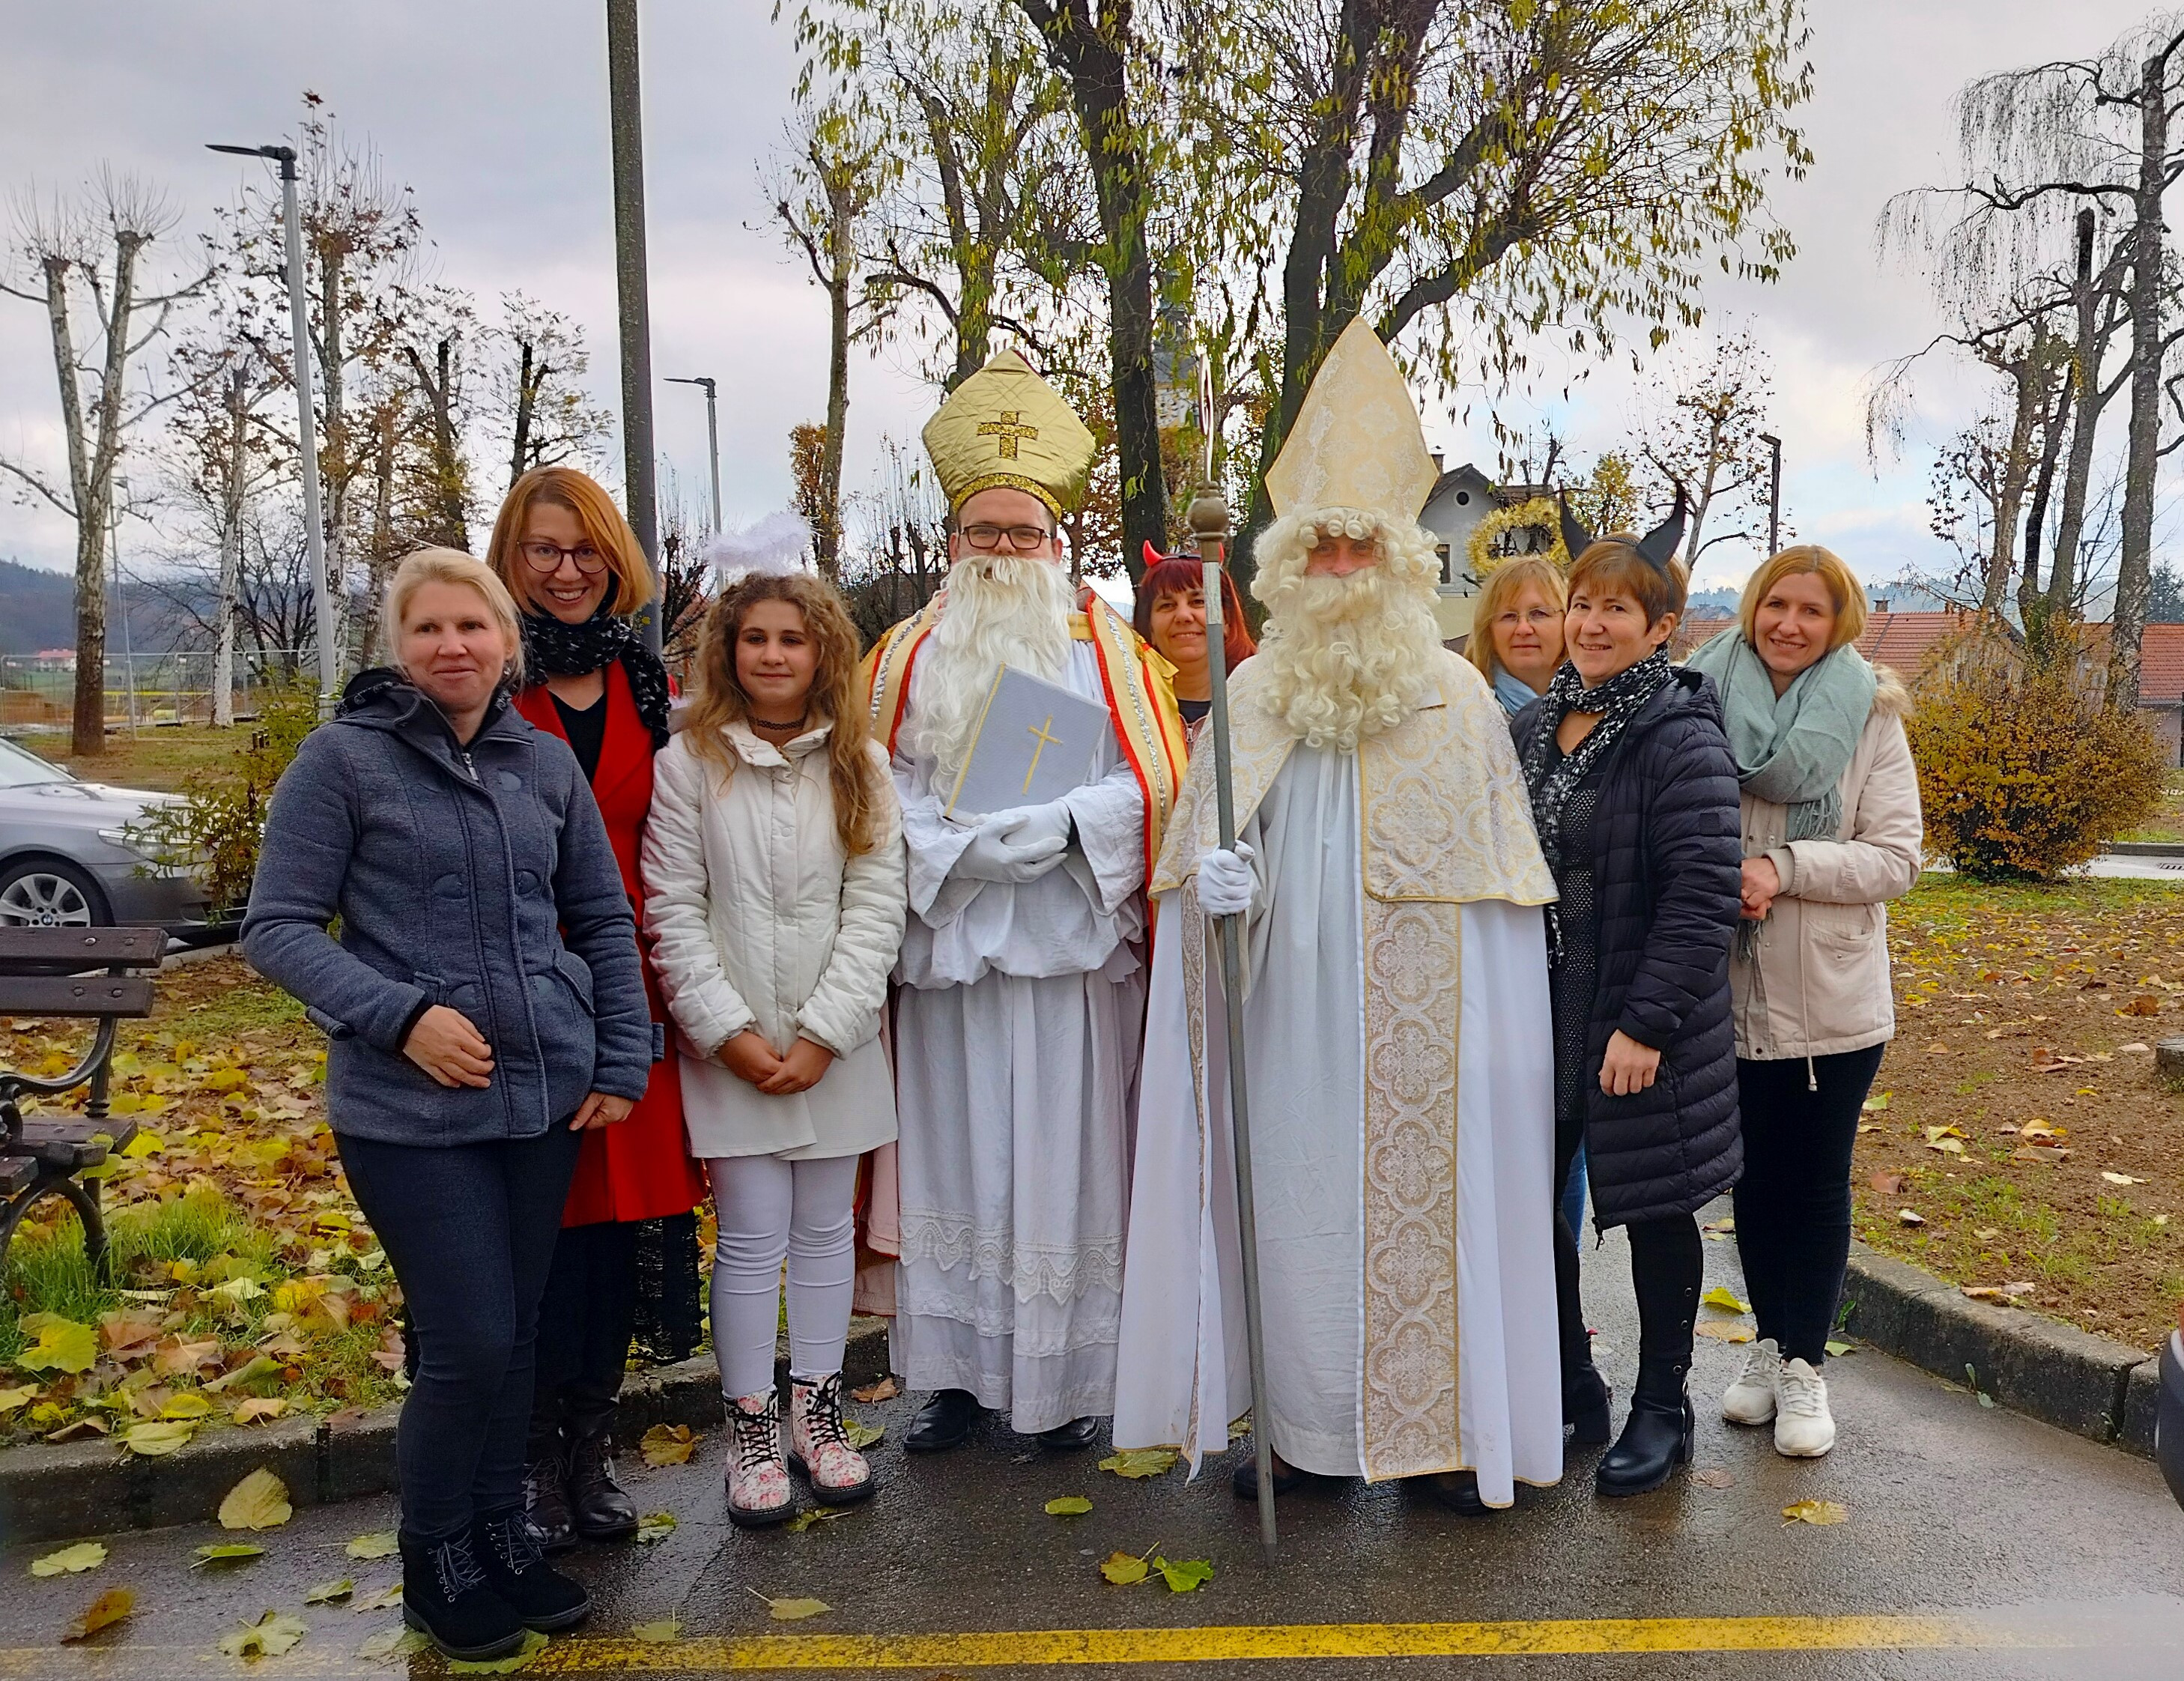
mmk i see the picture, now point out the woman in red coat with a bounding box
[487,467,706,1549]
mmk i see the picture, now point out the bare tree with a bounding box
[0,171,210,754]
[1630,327,1780,566]
[399,285,479,551]
[489,291,612,493]
[772,112,885,577]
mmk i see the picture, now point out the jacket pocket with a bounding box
[551,951,596,1014]
[305,1005,353,1041]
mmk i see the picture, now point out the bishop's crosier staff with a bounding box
[1187,366,1278,1556]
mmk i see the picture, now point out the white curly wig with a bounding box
[1249,506,1445,750]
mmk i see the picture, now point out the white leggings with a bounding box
[703,1153,861,1399]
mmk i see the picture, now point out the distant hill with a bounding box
[0,560,79,653]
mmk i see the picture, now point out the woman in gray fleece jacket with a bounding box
[242,550,651,1663]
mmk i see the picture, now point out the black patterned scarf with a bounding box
[1520,647,1675,873]
[519,608,673,750]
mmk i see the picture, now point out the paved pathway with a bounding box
[8,1210,2184,1679]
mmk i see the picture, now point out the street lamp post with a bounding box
[666,376,722,533]
[605,0,663,654]
[1759,431,1783,557]
[207,142,337,708]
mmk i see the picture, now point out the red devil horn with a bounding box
[1142,540,1165,570]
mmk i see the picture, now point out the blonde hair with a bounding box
[387,548,526,684]
[682,572,884,858]
[1739,545,1867,652]
[487,466,656,616]
[1466,555,1568,685]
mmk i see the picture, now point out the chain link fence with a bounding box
[0,651,312,733]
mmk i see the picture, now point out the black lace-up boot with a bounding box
[565,1431,640,1540]
[521,1442,577,1553]
[399,1527,525,1662]
[472,1507,591,1632]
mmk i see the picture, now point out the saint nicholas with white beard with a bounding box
[864,349,1184,1453]
[1112,321,1563,1511]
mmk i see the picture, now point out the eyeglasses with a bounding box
[959,524,1054,552]
[1494,608,1559,629]
[519,540,608,575]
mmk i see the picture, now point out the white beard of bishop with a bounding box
[909,551,1076,796]
[1254,563,1443,751]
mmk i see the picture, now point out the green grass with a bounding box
[2118,769,2184,843]
[0,1187,270,1367]
[17,724,252,796]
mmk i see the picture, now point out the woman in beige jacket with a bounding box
[642,566,906,1526]
[1684,546,1922,1462]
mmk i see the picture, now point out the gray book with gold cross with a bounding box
[944,665,1110,821]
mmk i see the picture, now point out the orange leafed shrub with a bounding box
[1907,662,2166,881]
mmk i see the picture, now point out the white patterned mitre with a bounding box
[1264,320,1440,524]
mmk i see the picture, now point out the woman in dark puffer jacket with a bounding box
[1511,530,1742,1497]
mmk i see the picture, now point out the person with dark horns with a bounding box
[1510,494,1744,1497]
[1132,542,1256,750]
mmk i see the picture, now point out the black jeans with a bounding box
[337,1127,581,1540]
[530,1220,639,1456]
[1732,1045,1887,1366]
[1553,1094,1704,1383]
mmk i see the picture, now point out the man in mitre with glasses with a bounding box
[1112,321,1562,1513]
[864,348,1185,1457]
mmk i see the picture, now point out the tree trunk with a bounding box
[2018,355,2070,637]
[214,366,246,729]
[357,409,398,666]
[1982,348,2041,618]
[404,339,470,551]
[817,177,853,581]
[2111,48,2173,710]
[511,340,538,490]
[2049,221,2118,626]
[1021,0,1166,581]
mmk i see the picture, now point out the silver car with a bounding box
[0,736,211,932]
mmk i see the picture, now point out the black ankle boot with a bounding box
[521,1446,576,1553]
[566,1432,638,1541]
[472,1509,591,1632]
[904,1387,980,1454]
[399,1528,525,1662]
[1563,1363,1612,1448]
[1595,1360,1695,1497]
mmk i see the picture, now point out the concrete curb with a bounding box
[1840,1241,2158,1455]
[0,1318,892,1547]
[2105,841,2184,859]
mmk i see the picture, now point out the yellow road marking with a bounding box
[0,1614,2089,1677]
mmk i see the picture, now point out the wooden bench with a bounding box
[0,927,163,1282]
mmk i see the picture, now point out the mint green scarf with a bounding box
[1684,629,1875,841]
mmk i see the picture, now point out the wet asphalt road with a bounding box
[9,1205,2184,1680]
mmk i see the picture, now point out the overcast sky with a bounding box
[0,0,2171,596]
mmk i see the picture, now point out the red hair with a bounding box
[1134,551,1255,673]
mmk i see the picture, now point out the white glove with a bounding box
[1195,843,1256,918]
[988,801,1073,851]
[954,812,1070,884]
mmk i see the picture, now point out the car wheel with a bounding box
[0,858,110,928]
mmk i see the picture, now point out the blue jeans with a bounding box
[1559,1145,1589,1240]
[336,1126,581,1539]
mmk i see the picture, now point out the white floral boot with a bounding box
[1773,1357,1836,1458]
[788,1373,874,1504]
[725,1390,795,1527]
[1721,1337,1781,1426]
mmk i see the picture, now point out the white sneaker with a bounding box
[1721,1337,1780,1425]
[1773,1357,1836,1458]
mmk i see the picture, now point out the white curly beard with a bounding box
[908,552,1076,795]
[1250,509,1445,751]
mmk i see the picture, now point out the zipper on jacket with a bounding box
[458,749,477,782]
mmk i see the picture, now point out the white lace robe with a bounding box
[1111,744,1563,1502]
[889,642,1148,1432]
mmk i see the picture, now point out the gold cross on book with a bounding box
[1024,715,1060,793]
[978,411,1040,459]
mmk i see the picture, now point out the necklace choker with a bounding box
[751,714,807,730]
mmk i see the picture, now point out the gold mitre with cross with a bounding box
[1264,319,1439,524]
[922,347,1097,518]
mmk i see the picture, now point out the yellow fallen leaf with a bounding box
[1099,1551,1150,1585]
[304,1578,354,1605]
[2102,1172,2144,1186]
[62,1586,135,1641]
[1044,1496,1093,1515]
[162,1392,214,1420]
[1693,1321,1756,1343]
[18,1313,97,1375]
[217,1609,306,1659]
[31,1542,106,1577]
[1699,1286,1750,1314]
[446,1626,546,1672]
[0,1384,37,1414]
[345,1530,399,1560]
[631,1620,682,1643]
[635,1512,677,1543]
[121,1420,197,1457]
[191,1543,264,1567]
[218,1468,293,1531]
[1782,1498,1849,1526]
[1097,1447,1178,1479]
[232,1398,288,1426]
[756,1593,829,1621]
[640,1423,697,1467]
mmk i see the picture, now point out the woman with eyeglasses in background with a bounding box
[485,467,706,1553]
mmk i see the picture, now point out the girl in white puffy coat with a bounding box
[640,570,906,1526]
